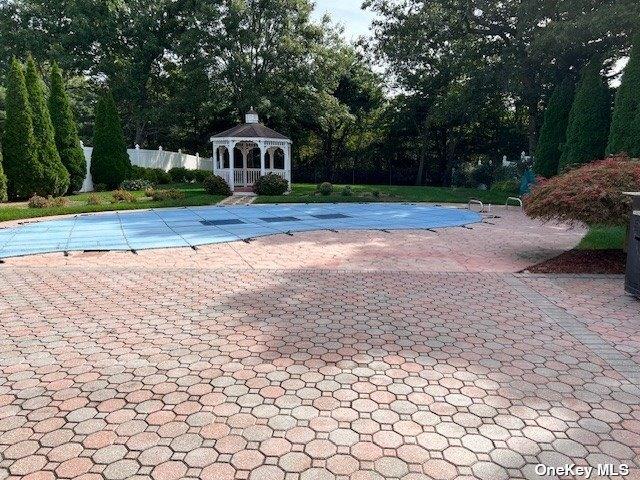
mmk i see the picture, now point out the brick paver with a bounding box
[1,267,639,479]
[1,208,639,479]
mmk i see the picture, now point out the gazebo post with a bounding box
[228,140,235,192]
[259,141,266,177]
[285,143,292,189]
[212,145,217,176]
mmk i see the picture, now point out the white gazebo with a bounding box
[210,109,292,192]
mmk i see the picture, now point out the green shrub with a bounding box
[28,194,69,208]
[534,78,575,178]
[25,55,69,196]
[608,35,640,156]
[129,166,171,184]
[559,59,611,172]
[91,88,132,189]
[472,163,496,188]
[490,178,519,192]
[112,189,136,203]
[341,185,353,196]
[253,173,289,195]
[168,167,189,182]
[49,62,86,193]
[191,170,211,183]
[169,167,215,184]
[524,155,640,226]
[86,193,102,205]
[93,183,108,192]
[2,58,42,200]
[372,190,380,198]
[145,188,185,201]
[318,182,333,196]
[121,178,152,191]
[203,174,232,196]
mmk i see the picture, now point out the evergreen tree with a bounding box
[1,58,43,200]
[49,62,87,193]
[558,59,611,172]
[91,89,131,189]
[0,147,7,202]
[608,36,640,156]
[25,55,70,196]
[534,78,575,177]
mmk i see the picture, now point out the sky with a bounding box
[312,0,376,41]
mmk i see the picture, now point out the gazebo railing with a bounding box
[216,168,290,188]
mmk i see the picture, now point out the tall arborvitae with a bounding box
[1,58,42,200]
[25,55,69,196]
[0,146,7,202]
[49,62,87,193]
[558,59,612,172]
[534,78,575,177]
[608,36,640,157]
[90,89,131,189]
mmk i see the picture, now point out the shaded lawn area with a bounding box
[0,183,224,223]
[257,183,517,204]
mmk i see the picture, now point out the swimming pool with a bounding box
[0,203,481,258]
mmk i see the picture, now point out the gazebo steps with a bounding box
[218,194,256,206]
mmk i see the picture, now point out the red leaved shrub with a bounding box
[523,155,640,226]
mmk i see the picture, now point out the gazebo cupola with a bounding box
[210,109,292,192]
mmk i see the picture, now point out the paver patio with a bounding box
[0,207,638,479]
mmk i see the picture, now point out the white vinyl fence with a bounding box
[80,143,213,192]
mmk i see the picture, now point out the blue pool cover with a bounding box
[0,203,481,258]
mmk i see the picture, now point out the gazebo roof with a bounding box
[211,123,290,140]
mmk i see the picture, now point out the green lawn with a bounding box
[0,183,224,223]
[256,183,516,204]
[578,225,627,250]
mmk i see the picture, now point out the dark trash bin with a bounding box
[625,192,640,298]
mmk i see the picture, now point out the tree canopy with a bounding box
[0,0,637,188]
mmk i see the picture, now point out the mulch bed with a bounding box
[525,249,626,274]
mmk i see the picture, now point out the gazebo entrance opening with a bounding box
[211,109,292,192]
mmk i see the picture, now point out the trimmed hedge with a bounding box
[91,88,132,189]
[253,173,289,195]
[49,62,86,193]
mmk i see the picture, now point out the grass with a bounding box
[578,225,627,250]
[256,183,517,205]
[0,183,224,223]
